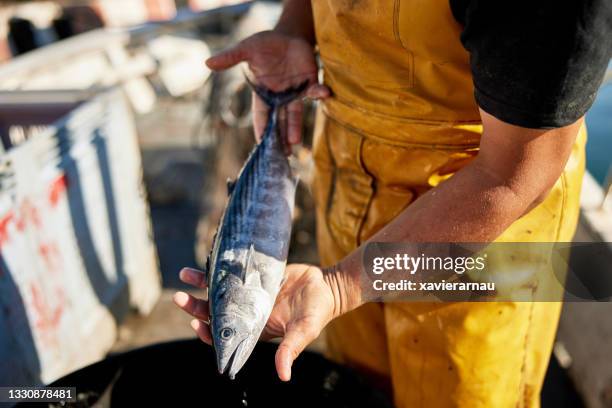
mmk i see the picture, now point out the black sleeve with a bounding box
[451,0,612,129]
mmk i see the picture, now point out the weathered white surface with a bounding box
[580,171,612,243]
[0,29,158,114]
[557,302,612,408]
[555,171,612,408]
[0,89,160,386]
[147,34,211,97]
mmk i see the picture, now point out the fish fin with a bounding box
[226,178,236,195]
[243,244,263,288]
[244,269,263,289]
[206,226,220,284]
[245,243,256,273]
[244,76,309,108]
[204,253,211,282]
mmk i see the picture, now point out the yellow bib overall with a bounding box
[310,0,586,407]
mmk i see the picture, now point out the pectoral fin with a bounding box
[243,244,263,289]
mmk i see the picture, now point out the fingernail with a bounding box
[179,267,199,280]
[173,291,189,306]
[205,58,219,69]
[190,319,200,331]
[315,90,329,99]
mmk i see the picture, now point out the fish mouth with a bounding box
[218,337,252,380]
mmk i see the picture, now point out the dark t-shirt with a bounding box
[450,0,612,128]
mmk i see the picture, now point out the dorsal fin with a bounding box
[204,253,210,282]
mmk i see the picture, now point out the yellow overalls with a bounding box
[310,0,586,407]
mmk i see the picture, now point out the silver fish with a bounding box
[206,79,308,379]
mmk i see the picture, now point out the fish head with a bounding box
[211,311,258,379]
[211,275,271,379]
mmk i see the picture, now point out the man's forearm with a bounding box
[325,161,534,313]
[275,0,316,44]
[326,115,583,314]
[372,160,532,243]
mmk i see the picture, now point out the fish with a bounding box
[206,78,309,379]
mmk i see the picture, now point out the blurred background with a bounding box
[0,1,609,407]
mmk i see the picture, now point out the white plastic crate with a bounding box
[0,88,160,386]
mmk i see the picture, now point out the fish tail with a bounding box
[245,76,309,108]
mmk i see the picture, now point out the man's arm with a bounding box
[274,0,316,45]
[326,111,583,314]
[177,76,586,382]
[205,0,326,144]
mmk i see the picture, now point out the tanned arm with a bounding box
[326,110,583,314]
[274,0,316,44]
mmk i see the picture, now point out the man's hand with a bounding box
[173,264,339,381]
[205,31,330,144]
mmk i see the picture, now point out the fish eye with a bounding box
[220,327,234,340]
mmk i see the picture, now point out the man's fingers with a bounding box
[191,319,213,345]
[275,322,319,381]
[173,291,210,321]
[205,42,248,71]
[179,267,207,289]
[252,82,327,146]
[305,84,331,100]
[287,102,303,145]
[286,81,328,145]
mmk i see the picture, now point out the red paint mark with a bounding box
[15,210,25,232]
[30,282,64,333]
[16,200,41,231]
[0,211,13,247]
[25,201,41,230]
[49,174,68,207]
[38,242,62,275]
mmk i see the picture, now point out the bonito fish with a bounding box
[207,79,308,379]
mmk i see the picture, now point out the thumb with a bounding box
[205,42,249,71]
[305,83,331,100]
[275,321,319,381]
